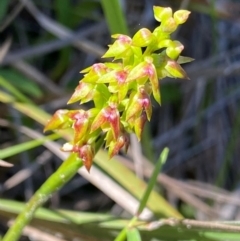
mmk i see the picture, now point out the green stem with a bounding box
[2,135,105,241]
[137,148,169,215]
[2,153,83,241]
[114,217,138,241]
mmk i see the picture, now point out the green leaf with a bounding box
[54,0,71,26]
[100,0,129,35]
[132,28,153,47]
[0,75,33,103]
[127,228,141,241]
[0,133,60,160]
[0,0,9,21]
[165,60,189,79]
[0,69,43,98]
[137,148,169,215]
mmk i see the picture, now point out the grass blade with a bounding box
[100,0,129,35]
[127,228,141,241]
[137,148,169,215]
[0,133,60,160]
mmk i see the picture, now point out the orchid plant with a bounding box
[2,6,192,241]
[44,6,192,171]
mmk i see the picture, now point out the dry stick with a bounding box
[175,180,240,206]
[7,221,67,241]
[0,159,13,168]
[130,134,144,179]
[158,176,219,219]
[19,0,105,57]
[1,22,106,66]
[0,37,12,63]
[148,218,240,232]
[0,119,53,191]
[0,0,25,32]
[3,150,52,191]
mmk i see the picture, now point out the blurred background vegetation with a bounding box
[1,0,240,240]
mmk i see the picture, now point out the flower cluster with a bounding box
[44,6,192,171]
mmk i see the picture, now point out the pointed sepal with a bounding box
[44,110,71,132]
[165,59,189,79]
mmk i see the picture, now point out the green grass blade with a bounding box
[137,148,169,215]
[0,70,43,98]
[3,199,240,240]
[0,0,9,21]
[0,76,33,103]
[127,228,141,241]
[0,133,60,160]
[100,0,129,35]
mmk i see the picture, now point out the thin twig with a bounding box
[0,0,25,32]
[1,22,105,66]
[148,218,240,232]
[0,37,12,63]
[130,134,144,179]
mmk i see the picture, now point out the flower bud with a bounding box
[132,28,153,47]
[174,10,190,25]
[102,34,132,58]
[44,110,71,132]
[166,41,184,59]
[134,111,147,141]
[153,6,172,22]
[69,110,90,143]
[165,59,189,79]
[161,17,177,34]
[91,104,120,140]
[108,132,129,158]
[67,82,93,104]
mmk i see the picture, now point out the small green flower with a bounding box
[132,28,154,47]
[67,82,94,104]
[102,34,132,59]
[153,6,172,23]
[174,10,191,25]
[91,103,120,140]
